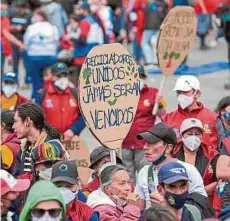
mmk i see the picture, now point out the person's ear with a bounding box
[25,117,32,127]
[165,144,173,155]
[1,123,6,131]
[104,185,111,195]
[157,185,164,196]
[194,90,201,99]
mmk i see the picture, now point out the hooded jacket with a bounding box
[20,180,66,221]
[87,188,140,221]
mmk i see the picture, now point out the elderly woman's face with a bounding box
[109,170,132,200]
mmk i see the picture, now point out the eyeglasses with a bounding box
[31,208,62,218]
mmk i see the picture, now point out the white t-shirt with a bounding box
[135,160,207,209]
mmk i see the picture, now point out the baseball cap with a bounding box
[51,160,79,185]
[79,2,90,10]
[158,162,190,185]
[2,72,17,83]
[1,170,30,196]
[137,123,177,145]
[172,75,200,92]
[180,118,204,135]
[89,146,122,169]
[51,63,68,76]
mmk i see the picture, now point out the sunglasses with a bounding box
[31,208,62,218]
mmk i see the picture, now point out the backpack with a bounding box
[186,192,216,218]
[185,204,202,221]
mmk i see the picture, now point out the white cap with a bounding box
[180,118,204,135]
[172,75,200,92]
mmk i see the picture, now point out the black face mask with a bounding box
[165,191,189,209]
[152,153,166,165]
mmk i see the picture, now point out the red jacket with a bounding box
[82,175,100,195]
[122,86,158,149]
[66,199,94,221]
[194,0,220,14]
[173,142,219,186]
[1,16,12,56]
[133,0,146,45]
[162,103,218,149]
[41,84,80,133]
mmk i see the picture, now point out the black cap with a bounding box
[51,63,68,76]
[89,146,122,169]
[1,110,15,133]
[51,160,79,185]
[137,123,177,145]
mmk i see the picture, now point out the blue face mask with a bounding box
[1,10,8,17]
[224,112,230,122]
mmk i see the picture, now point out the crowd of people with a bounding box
[1,0,230,221]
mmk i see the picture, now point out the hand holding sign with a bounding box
[78,43,140,151]
[153,6,197,115]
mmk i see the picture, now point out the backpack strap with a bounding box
[147,165,154,195]
[69,87,78,101]
[185,204,202,221]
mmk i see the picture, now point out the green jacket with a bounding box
[19,180,66,221]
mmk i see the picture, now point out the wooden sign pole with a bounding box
[152,75,166,115]
[110,149,117,165]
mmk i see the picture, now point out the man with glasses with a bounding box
[20,180,66,221]
[38,62,85,142]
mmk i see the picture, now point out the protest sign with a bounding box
[78,43,140,150]
[64,140,91,184]
[157,6,197,76]
[153,6,197,115]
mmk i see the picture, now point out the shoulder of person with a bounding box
[184,204,202,221]
[138,164,151,176]
[201,106,218,118]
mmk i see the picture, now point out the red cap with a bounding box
[1,170,30,196]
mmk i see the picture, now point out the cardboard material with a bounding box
[157,6,197,76]
[79,43,140,149]
[64,140,91,184]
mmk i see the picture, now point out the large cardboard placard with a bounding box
[157,6,197,76]
[78,43,140,149]
[64,140,91,184]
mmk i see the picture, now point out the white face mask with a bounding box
[177,94,194,110]
[31,214,62,221]
[54,77,69,91]
[182,136,201,152]
[2,85,17,98]
[59,187,78,205]
[111,194,127,206]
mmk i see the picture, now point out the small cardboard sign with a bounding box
[157,6,197,76]
[64,140,91,184]
[78,43,140,149]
